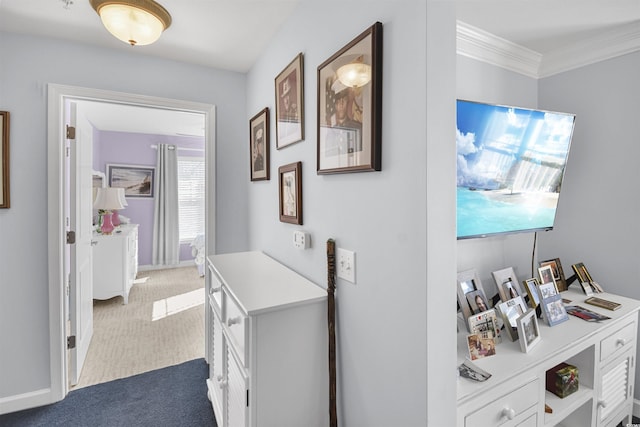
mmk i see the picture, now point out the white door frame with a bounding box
[47,84,216,401]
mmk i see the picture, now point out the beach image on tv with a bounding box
[456,100,575,239]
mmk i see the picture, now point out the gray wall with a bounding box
[0,32,247,398]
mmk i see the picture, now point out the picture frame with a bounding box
[466,290,490,315]
[496,296,528,341]
[457,268,488,331]
[467,308,501,344]
[571,262,593,284]
[517,308,541,353]
[107,164,155,198]
[492,267,523,302]
[249,108,270,181]
[540,258,568,291]
[317,21,383,174]
[275,53,304,148]
[278,161,302,224]
[522,277,541,308]
[0,111,10,208]
[537,282,558,300]
[466,332,496,361]
[541,294,569,326]
[537,265,556,287]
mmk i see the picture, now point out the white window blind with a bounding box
[177,157,205,242]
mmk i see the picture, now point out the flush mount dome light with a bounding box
[90,0,172,46]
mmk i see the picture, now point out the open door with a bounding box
[67,101,94,386]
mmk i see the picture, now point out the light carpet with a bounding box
[73,266,205,389]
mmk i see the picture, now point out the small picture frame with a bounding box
[275,53,304,148]
[540,258,567,291]
[317,22,382,174]
[538,282,558,300]
[457,268,488,331]
[107,164,155,198]
[517,308,541,353]
[571,262,593,284]
[492,267,523,302]
[0,111,9,208]
[249,107,270,181]
[467,308,501,344]
[537,265,556,287]
[522,277,541,308]
[466,332,496,361]
[496,296,527,341]
[541,294,569,326]
[278,161,302,224]
[466,290,490,314]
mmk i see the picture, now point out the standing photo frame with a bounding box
[522,277,541,308]
[457,268,488,331]
[250,108,270,181]
[317,21,382,174]
[540,258,567,291]
[275,53,304,148]
[278,161,302,225]
[517,308,541,353]
[492,267,523,302]
[107,164,155,198]
[537,265,556,288]
[0,111,9,208]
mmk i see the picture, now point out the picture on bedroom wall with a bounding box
[317,21,382,174]
[275,53,304,148]
[0,111,10,208]
[250,107,270,181]
[278,161,302,225]
[107,164,155,198]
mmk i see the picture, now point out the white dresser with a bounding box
[456,287,640,427]
[206,251,328,427]
[92,224,138,304]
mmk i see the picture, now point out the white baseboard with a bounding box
[0,387,55,415]
[137,260,197,272]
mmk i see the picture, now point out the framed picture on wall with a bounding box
[278,161,302,224]
[0,111,10,208]
[275,53,304,148]
[317,21,383,174]
[250,107,270,181]
[107,164,155,198]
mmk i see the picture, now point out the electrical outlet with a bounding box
[336,248,355,283]
[293,231,310,249]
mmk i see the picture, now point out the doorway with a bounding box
[47,84,216,399]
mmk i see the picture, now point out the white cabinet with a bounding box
[456,288,640,427]
[206,251,328,427]
[92,224,138,304]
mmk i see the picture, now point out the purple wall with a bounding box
[93,130,204,266]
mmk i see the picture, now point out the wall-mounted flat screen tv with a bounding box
[456,99,576,240]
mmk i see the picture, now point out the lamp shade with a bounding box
[93,187,126,211]
[90,0,172,46]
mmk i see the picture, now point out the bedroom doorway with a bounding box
[47,84,216,400]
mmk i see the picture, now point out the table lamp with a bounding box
[93,187,125,235]
[112,187,128,227]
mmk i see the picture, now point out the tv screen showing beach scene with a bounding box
[456,99,576,240]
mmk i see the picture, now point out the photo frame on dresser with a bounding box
[492,267,523,302]
[517,308,541,352]
[540,258,568,291]
[457,268,488,331]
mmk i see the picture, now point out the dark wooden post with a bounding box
[327,239,338,427]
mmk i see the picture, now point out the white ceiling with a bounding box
[1,0,638,136]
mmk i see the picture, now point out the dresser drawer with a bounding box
[465,379,539,427]
[224,289,248,367]
[601,321,636,362]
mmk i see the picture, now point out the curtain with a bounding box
[152,144,180,265]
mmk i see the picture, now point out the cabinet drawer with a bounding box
[601,322,635,362]
[465,379,539,427]
[224,289,248,367]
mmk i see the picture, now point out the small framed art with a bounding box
[457,268,488,331]
[540,258,567,291]
[278,162,302,224]
[492,267,523,302]
[275,53,304,148]
[538,265,556,287]
[317,22,382,174]
[517,308,541,353]
[522,277,541,308]
[250,108,270,181]
[107,164,155,198]
[541,294,569,326]
[496,296,527,341]
[0,111,9,208]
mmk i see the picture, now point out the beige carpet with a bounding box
[73,266,205,389]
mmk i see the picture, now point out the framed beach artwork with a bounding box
[0,111,9,208]
[107,164,155,198]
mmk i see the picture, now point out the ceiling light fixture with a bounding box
[336,55,371,88]
[89,0,172,46]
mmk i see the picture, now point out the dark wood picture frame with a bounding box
[540,258,567,291]
[107,164,155,198]
[250,107,270,181]
[278,161,302,224]
[0,111,10,208]
[317,21,383,174]
[275,53,304,149]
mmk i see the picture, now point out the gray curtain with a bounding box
[152,144,180,265]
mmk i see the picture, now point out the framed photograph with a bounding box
[275,53,304,148]
[492,267,523,302]
[496,296,527,341]
[317,21,382,174]
[538,282,558,300]
[522,277,541,308]
[0,111,9,208]
[466,332,496,361]
[466,290,490,314]
[278,161,302,224]
[457,268,488,331]
[541,294,569,326]
[540,258,567,291]
[537,265,556,287]
[249,108,270,181]
[571,262,593,283]
[517,309,541,353]
[107,164,155,198]
[467,308,501,343]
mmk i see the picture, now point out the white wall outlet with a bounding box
[336,248,355,283]
[293,231,311,249]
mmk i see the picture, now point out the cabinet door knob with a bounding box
[91,240,98,246]
[210,286,221,294]
[227,316,241,326]
[616,338,626,347]
[501,407,516,420]
[219,380,227,389]
[598,399,608,408]
[216,375,223,382]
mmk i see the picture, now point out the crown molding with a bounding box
[457,20,640,79]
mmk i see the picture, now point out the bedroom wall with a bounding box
[0,32,247,402]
